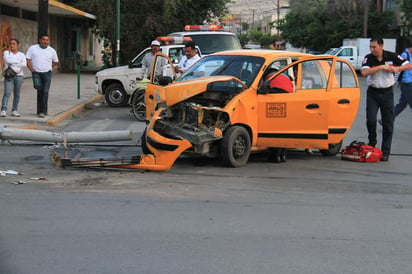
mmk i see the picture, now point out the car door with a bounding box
[256,57,332,150]
[145,53,176,120]
[326,59,360,145]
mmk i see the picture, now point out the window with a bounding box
[300,60,328,89]
[334,61,357,88]
[338,48,353,57]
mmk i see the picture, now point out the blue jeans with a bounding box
[366,86,394,155]
[394,82,412,117]
[32,71,52,114]
[1,75,24,112]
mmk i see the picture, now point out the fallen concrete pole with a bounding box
[0,126,134,143]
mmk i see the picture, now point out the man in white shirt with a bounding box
[26,34,59,118]
[175,41,201,74]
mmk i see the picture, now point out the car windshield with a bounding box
[177,55,265,87]
[186,34,242,55]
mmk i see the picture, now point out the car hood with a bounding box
[96,65,130,77]
[146,76,246,118]
[166,76,245,106]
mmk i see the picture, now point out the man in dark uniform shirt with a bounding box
[361,38,412,161]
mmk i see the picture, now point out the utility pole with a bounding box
[38,0,48,37]
[252,9,255,29]
[363,0,369,38]
[115,0,120,67]
[277,0,280,39]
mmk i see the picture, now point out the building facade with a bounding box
[0,0,100,78]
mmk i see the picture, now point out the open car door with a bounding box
[256,56,336,150]
[145,53,176,121]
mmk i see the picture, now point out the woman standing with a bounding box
[1,38,26,117]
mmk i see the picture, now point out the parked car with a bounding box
[95,40,201,108]
[244,42,261,49]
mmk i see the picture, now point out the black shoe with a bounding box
[381,154,389,161]
[368,143,376,147]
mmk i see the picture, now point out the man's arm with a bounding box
[26,59,34,72]
[393,63,412,73]
[361,65,393,77]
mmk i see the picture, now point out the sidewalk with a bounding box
[0,73,104,127]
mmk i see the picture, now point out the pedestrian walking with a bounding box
[394,44,412,118]
[26,34,59,118]
[361,38,412,161]
[1,38,26,117]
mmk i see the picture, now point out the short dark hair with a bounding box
[10,38,19,45]
[39,34,49,39]
[370,38,384,45]
[184,41,196,50]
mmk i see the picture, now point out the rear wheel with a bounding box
[320,141,342,156]
[221,126,251,167]
[131,88,146,121]
[104,83,128,107]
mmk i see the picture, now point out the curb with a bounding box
[45,95,104,126]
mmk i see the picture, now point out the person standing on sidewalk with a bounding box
[26,34,59,118]
[394,45,412,118]
[361,38,412,161]
[1,38,26,117]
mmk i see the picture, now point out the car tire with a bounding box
[131,88,146,121]
[104,83,129,107]
[221,126,251,167]
[320,141,342,156]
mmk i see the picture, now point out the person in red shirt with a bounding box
[266,72,294,93]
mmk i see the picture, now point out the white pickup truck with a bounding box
[95,43,201,107]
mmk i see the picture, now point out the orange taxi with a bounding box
[140,50,360,169]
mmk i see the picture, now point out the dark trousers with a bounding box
[366,86,394,155]
[32,71,52,115]
[394,82,412,117]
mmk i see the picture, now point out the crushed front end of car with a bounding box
[145,76,247,158]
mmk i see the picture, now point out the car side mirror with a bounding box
[158,76,173,86]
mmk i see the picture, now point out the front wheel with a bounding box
[221,126,251,167]
[104,83,129,107]
[131,88,146,121]
[320,141,342,156]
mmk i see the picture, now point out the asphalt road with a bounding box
[1,77,412,274]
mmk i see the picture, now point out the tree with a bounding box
[278,0,395,52]
[66,0,230,65]
[398,0,412,41]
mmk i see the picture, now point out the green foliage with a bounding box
[259,34,278,48]
[248,28,263,43]
[67,0,230,65]
[279,0,396,51]
[242,22,249,31]
[238,33,249,47]
[238,28,278,48]
[398,0,412,40]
